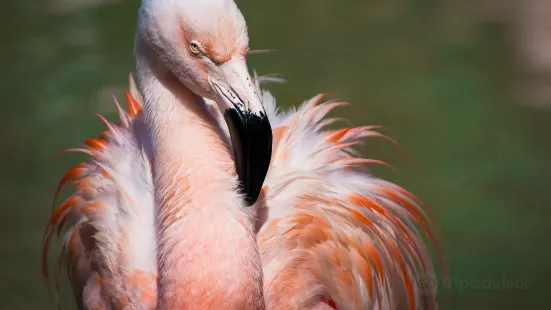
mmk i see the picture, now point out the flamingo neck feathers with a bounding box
[137,58,265,309]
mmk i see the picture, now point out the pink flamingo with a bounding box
[42,0,440,309]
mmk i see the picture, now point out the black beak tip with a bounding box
[224,107,272,206]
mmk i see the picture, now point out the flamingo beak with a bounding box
[210,58,272,206]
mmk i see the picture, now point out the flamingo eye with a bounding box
[189,41,202,55]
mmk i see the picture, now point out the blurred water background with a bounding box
[1,0,550,309]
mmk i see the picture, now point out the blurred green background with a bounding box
[1,0,550,309]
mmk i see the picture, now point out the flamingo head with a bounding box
[137,0,271,205]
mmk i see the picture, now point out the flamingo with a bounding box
[42,0,440,309]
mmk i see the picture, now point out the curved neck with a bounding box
[137,54,264,309]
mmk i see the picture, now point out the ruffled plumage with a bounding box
[43,75,440,310]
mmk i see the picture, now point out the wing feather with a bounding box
[257,90,441,310]
[42,76,157,309]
